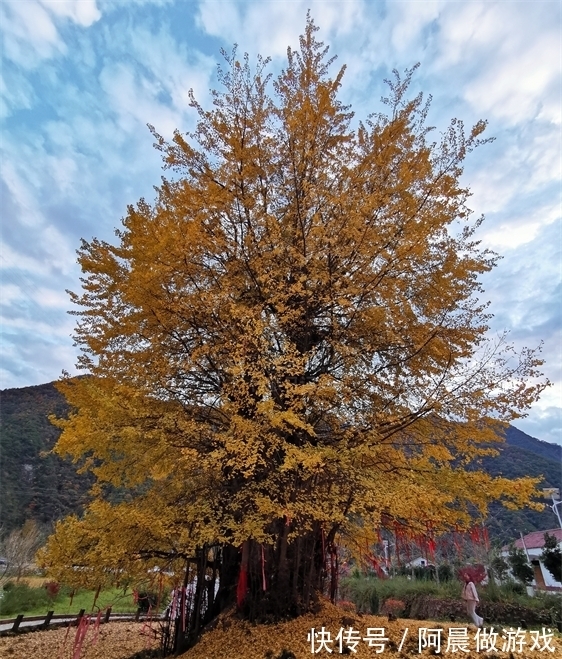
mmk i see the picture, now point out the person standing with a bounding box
[461,572,483,628]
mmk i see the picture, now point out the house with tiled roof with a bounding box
[501,528,562,592]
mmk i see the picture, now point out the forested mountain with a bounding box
[0,382,92,535]
[0,381,560,543]
[479,426,561,542]
[505,424,561,463]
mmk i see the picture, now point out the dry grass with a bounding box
[7,577,46,588]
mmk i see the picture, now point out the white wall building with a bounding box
[501,528,562,592]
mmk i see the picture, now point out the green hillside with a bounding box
[477,440,561,544]
[0,382,92,535]
[0,381,560,546]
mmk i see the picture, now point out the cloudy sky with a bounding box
[1,0,560,444]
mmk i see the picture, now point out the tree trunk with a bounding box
[237,524,328,620]
[172,560,192,655]
[164,526,333,655]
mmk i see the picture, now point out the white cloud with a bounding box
[0,0,102,119]
[1,161,44,228]
[484,222,542,251]
[1,314,75,339]
[41,226,77,275]
[0,150,77,276]
[0,335,79,389]
[478,198,560,250]
[1,0,63,67]
[436,1,561,125]
[463,118,561,237]
[99,62,183,137]
[39,0,101,26]
[0,284,23,306]
[21,18,212,156]
[464,32,561,125]
[515,400,561,445]
[99,0,172,8]
[32,288,70,308]
[0,244,50,277]
[0,281,68,310]
[0,230,75,278]
[0,0,101,69]
[123,26,215,115]
[485,217,560,319]
[0,68,35,118]
[196,0,365,60]
[196,0,305,59]
[388,0,443,55]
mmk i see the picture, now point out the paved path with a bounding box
[0,613,150,634]
[0,616,76,632]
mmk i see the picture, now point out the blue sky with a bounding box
[1,0,560,444]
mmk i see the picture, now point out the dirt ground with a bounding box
[0,622,154,659]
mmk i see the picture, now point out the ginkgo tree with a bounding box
[39,17,546,650]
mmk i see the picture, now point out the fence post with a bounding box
[12,614,24,633]
[42,611,54,629]
[104,607,112,623]
[76,609,85,625]
[135,607,142,622]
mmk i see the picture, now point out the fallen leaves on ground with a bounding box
[180,600,560,659]
[1,601,559,659]
[0,622,155,659]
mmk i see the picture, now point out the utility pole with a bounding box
[519,531,531,562]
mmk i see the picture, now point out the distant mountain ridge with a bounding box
[504,425,561,463]
[0,381,560,542]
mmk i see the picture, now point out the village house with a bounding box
[501,528,562,592]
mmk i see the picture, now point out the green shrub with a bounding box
[482,579,501,602]
[342,571,558,622]
[479,580,558,610]
[135,591,159,612]
[437,564,453,582]
[490,555,509,582]
[369,589,379,614]
[416,566,438,581]
[342,574,451,613]
[437,580,461,599]
[0,583,51,616]
[508,545,534,585]
[339,575,376,613]
[500,580,526,596]
[541,533,562,583]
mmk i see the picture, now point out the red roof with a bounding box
[511,528,562,550]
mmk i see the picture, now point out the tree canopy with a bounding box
[39,17,546,645]
[541,532,562,583]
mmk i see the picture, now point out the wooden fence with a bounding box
[0,607,152,636]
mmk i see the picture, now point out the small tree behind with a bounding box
[508,545,534,585]
[0,520,42,583]
[541,532,562,583]
[490,554,509,583]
